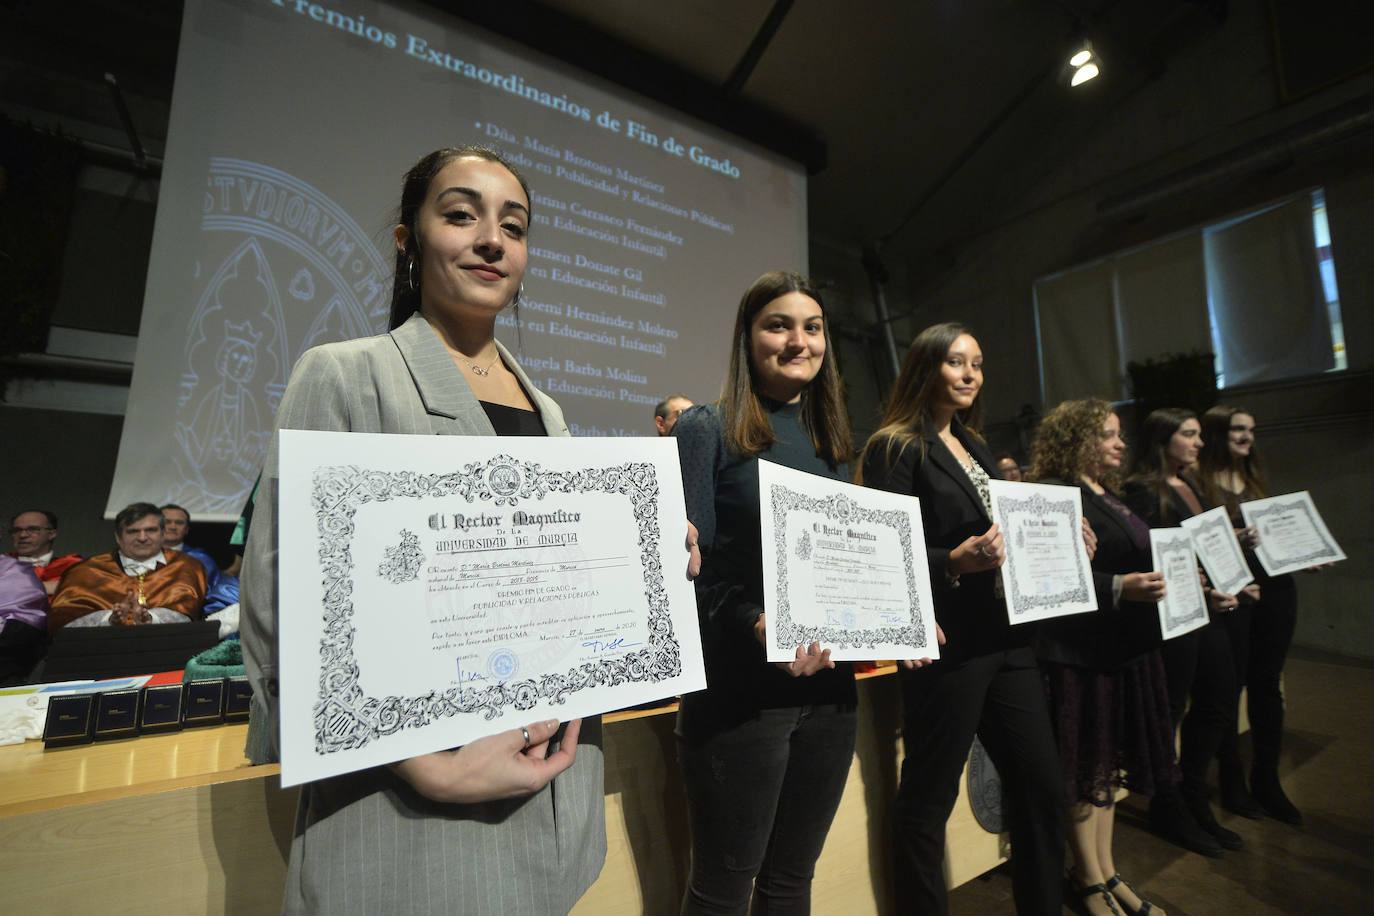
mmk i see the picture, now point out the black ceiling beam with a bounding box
[879,60,1055,249]
[722,0,795,98]
[423,0,827,174]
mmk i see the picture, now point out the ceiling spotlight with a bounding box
[1064,41,1101,88]
[1070,62,1100,86]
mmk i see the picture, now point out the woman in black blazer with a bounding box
[1030,399,1176,916]
[1123,408,1248,859]
[859,322,1064,916]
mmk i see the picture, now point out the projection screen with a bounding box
[107,0,808,520]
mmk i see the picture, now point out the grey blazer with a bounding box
[241,314,605,915]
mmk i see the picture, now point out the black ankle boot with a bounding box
[1184,790,1243,850]
[1252,769,1304,826]
[1150,788,1223,857]
[1219,762,1264,819]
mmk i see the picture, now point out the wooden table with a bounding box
[0,669,1007,914]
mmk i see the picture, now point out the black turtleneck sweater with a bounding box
[672,400,857,737]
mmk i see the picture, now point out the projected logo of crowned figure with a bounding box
[173,158,390,514]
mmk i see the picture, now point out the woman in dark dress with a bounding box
[1030,398,1176,916]
[858,322,1064,916]
[1198,405,1305,825]
[673,270,859,914]
[1123,408,1249,859]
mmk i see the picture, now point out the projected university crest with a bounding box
[172,159,390,514]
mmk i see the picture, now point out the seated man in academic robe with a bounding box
[49,502,207,632]
[0,555,48,684]
[8,509,83,596]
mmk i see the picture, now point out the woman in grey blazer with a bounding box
[242,147,603,914]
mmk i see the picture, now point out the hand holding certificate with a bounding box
[1149,528,1209,640]
[1240,490,1346,576]
[1180,506,1253,596]
[277,432,705,786]
[988,480,1097,623]
[758,460,939,663]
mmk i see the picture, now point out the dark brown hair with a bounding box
[1126,407,1199,524]
[1197,405,1268,511]
[856,321,983,482]
[719,270,853,466]
[113,502,164,535]
[388,146,533,330]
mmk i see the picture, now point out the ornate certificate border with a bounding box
[1185,510,1251,594]
[1154,531,1206,631]
[309,454,679,756]
[994,490,1091,618]
[1249,499,1341,570]
[768,484,928,651]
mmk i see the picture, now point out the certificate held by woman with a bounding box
[276,431,705,786]
[758,458,939,661]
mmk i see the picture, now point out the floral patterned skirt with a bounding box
[1042,650,1180,806]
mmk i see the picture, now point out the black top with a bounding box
[861,420,1026,663]
[673,401,856,734]
[1033,479,1160,671]
[1122,474,1207,528]
[479,400,547,436]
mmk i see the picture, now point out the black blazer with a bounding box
[861,420,1027,662]
[1034,479,1160,670]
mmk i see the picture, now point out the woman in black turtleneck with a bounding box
[673,270,858,914]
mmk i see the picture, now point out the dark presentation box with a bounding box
[182,678,226,726]
[43,694,96,748]
[225,676,253,721]
[94,688,142,740]
[140,683,185,733]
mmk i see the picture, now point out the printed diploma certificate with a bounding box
[277,431,705,786]
[758,460,939,662]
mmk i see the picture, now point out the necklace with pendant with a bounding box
[456,351,500,376]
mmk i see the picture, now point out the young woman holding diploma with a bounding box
[241,146,698,914]
[1030,399,1177,916]
[673,270,860,914]
[1198,405,1305,824]
[1124,408,1250,858]
[858,322,1065,916]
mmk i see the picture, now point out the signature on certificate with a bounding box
[582,635,642,654]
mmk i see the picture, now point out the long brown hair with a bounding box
[1197,405,1268,511]
[388,146,533,331]
[720,270,853,466]
[856,322,984,483]
[1126,407,1199,524]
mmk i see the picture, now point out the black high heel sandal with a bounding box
[1066,871,1124,916]
[1105,873,1158,916]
